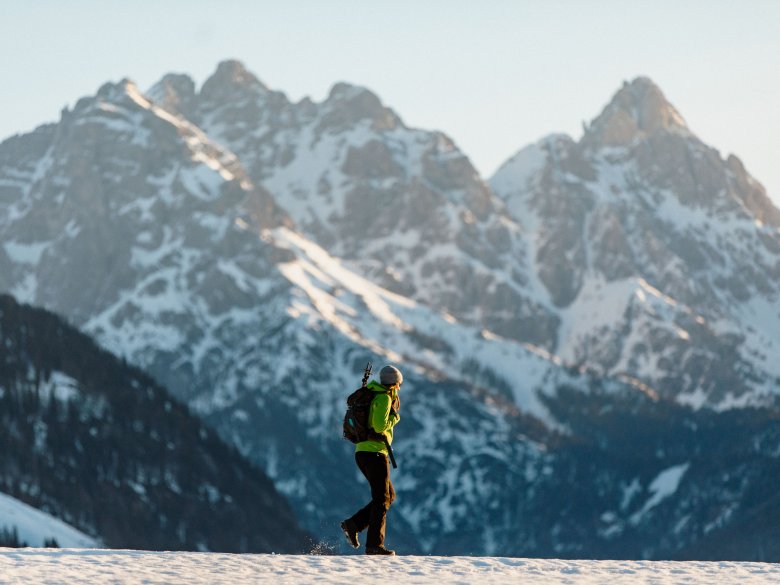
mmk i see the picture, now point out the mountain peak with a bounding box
[200,60,268,102]
[583,77,689,148]
[146,73,197,118]
[95,78,137,99]
[321,82,401,130]
[148,73,195,100]
[327,82,374,101]
[79,78,154,114]
[214,59,265,87]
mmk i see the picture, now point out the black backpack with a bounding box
[342,386,389,444]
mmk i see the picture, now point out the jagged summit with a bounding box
[146,73,195,103]
[151,73,195,96]
[321,81,402,131]
[210,59,267,89]
[94,78,139,100]
[199,59,269,104]
[327,81,376,100]
[583,76,690,148]
[144,62,402,134]
[71,78,153,118]
[146,73,197,118]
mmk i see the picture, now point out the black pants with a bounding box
[348,451,396,547]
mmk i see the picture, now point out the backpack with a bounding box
[342,386,389,444]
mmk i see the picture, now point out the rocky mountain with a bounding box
[491,77,780,409]
[0,72,575,553]
[148,60,558,348]
[0,294,309,552]
[150,64,780,412]
[2,61,780,559]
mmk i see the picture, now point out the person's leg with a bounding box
[362,453,392,548]
[350,502,372,533]
[348,452,375,533]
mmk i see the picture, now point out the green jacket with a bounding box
[355,380,400,455]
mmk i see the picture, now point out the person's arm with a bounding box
[371,394,398,434]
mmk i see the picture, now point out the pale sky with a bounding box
[2,0,778,201]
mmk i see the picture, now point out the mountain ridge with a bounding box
[2,62,780,558]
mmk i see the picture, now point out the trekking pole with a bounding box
[362,361,372,388]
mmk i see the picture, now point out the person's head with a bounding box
[379,365,403,390]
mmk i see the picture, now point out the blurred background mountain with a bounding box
[1,0,779,560]
[1,60,780,558]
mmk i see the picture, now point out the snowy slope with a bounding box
[269,225,574,425]
[1,550,780,585]
[0,493,98,548]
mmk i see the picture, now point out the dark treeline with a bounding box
[0,294,309,552]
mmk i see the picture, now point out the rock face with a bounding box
[2,63,780,559]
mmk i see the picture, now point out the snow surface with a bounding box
[0,550,779,584]
[0,494,99,549]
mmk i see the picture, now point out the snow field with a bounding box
[1,550,780,585]
[0,493,98,549]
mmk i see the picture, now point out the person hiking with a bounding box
[341,365,402,555]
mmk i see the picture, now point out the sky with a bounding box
[1,0,779,201]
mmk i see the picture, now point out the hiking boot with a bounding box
[365,545,395,556]
[340,520,359,549]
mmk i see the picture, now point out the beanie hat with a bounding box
[379,365,403,386]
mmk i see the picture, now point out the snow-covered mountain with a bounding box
[2,62,780,558]
[149,63,780,411]
[149,61,559,348]
[0,70,579,554]
[490,78,780,409]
